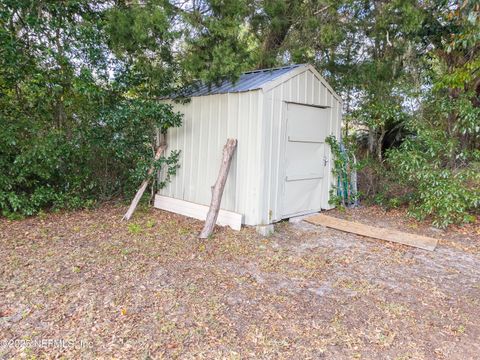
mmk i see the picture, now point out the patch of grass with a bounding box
[186,283,198,294]
[159,320,177,334]
[39,227,49,237]
[3,211,26,221]
[177,226,190,236]
[146,220,156,228]
[127,223,142,234]
[379,302,409,318]
[455,324,466,335]
[120,248,134,256]
[395,355,415,360]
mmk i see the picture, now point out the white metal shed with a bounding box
[155,64,342,229]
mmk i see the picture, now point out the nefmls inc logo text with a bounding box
[1,338,92,349]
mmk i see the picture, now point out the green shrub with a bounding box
[0,97,182,217]
[386,129,480,228]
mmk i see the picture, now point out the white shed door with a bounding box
[282,103,329,217]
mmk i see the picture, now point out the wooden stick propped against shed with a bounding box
[122,144,167,221]
[199,139,238,238]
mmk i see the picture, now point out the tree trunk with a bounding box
[199,139,237,239]
[377,128,386,161]
[257,0,294,69]
[367,127,375,157]
[122,144,167,221]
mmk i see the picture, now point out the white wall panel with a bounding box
[159,92,263,226]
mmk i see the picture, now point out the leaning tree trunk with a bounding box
[199,139,237,239]
[122,144,167,221]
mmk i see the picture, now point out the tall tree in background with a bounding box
[105,0,181,97]
[175,0,255,83]
[0,1,113,214]
[347,0,424,159]
[420,0,480,155]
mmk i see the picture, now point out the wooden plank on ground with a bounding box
[305,214,438,251]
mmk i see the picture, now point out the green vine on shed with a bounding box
[326,136,358,208]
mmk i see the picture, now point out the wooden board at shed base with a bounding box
[154,195,243,231]
[305,214,438,251]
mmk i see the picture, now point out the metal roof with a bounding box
[175,64,305,98]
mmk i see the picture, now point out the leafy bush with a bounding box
[386,128,480,228]
[352,4,480,228]
[0,96,182,218]
[0,2,183,218]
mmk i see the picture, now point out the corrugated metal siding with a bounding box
[260,67,342,224]
[159,91,264,225]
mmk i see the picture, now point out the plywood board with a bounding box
[154,195,243,231]
[305,214,438,251]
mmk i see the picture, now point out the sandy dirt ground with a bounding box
[1,204,479,359]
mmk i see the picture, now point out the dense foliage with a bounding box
[0,1,182,217]
[383,1,480,227]
[0,0,479,225]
